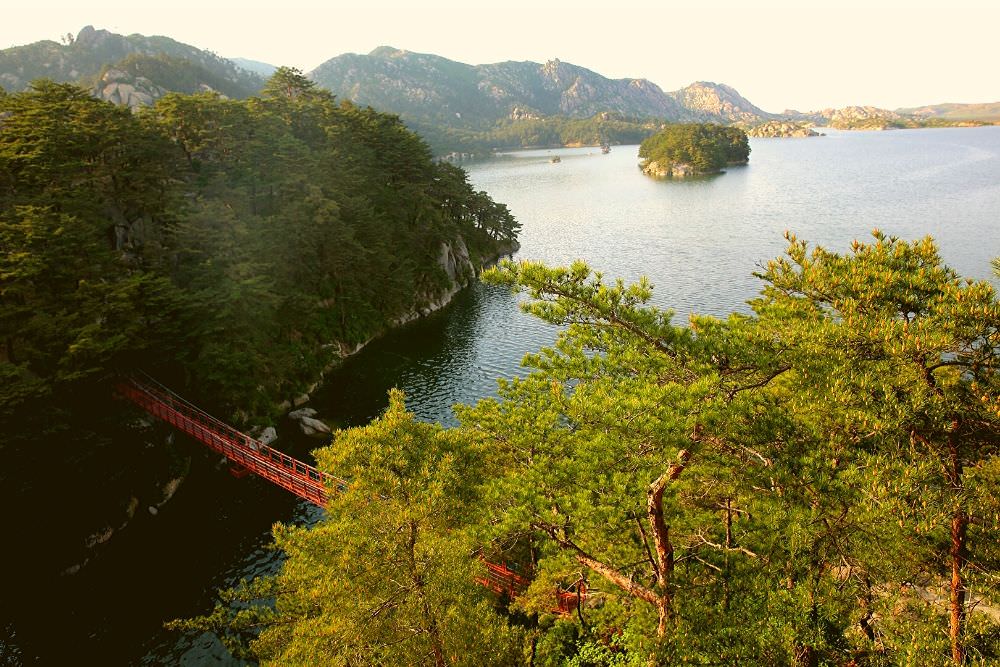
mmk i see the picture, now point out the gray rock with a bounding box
[288,407,318,420]
[298,416,332,436]
[259,426,278,446]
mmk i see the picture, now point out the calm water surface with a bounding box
[15,128,999,665]
[317,127,1000,428]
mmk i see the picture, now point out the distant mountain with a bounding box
[897,101,1000,122]
[784,105,905,130]
[670,81,776,123]
[309,47,771,129]
[0,25,263,105]
[230,57,278,78]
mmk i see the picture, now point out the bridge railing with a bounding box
[117,377,346,505]
[119,375,587,613]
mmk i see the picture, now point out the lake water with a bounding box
[8,127,999,665]
[311,126,1000,430]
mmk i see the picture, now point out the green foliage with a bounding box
[0,75,519,577]
[93,52,260,99]
[0,73,518,421]
[0,82,185,414]
[412,113,660,156]
[639,123,750,174]
[180,391,525,665]
[468,236,995,663]
[204,235,996,665]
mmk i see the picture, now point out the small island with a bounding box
[638,123,750,178]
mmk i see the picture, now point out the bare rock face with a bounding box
[288,407,332,436]
[259,426,278,446]
[641,160,697,178]
[508,106,541,121]
[438,236,472,286]
[298,416,332,436]
[787,105,904,129]
[94,68,168,110]
[826,106,902,129]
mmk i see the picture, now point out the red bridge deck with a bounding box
[117,376,345,506]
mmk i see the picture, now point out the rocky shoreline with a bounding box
[280,235,519,434]
[746,121,820,138]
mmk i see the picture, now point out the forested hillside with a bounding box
[0,68,519,575]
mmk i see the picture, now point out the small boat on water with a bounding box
[551,156,561,163]
[600,143,611,154]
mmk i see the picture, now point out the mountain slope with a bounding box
[0,25,263,102]
[309,47,767,128]
[671,81,776,123]
[230,57,278,78]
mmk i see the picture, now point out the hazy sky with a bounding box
[4,0,998,112]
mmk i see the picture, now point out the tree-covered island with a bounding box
[638,123,750,178]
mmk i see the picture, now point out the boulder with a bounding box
[298,416,332,436]
[288,407,318,420]
[259,426,278,446]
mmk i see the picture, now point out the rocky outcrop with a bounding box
[641,160,698,179]
[393,236,476,326]
[0,25,263,97]
[94,68,168,109]
[288,407,332,436]
[746,121,820,138]
[509,106,542,121]
[826,106,902,129]
[281,234,519,412]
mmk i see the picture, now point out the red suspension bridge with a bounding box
[116,375,584,614]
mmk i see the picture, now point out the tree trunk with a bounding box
[950,509,968,664]
[407,521,447,667]
[946,421,966,664]
[645,449,689,635]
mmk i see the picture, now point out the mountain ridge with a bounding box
[0,25,263,105]
[2,28,997,134]
[308,46,772,127]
